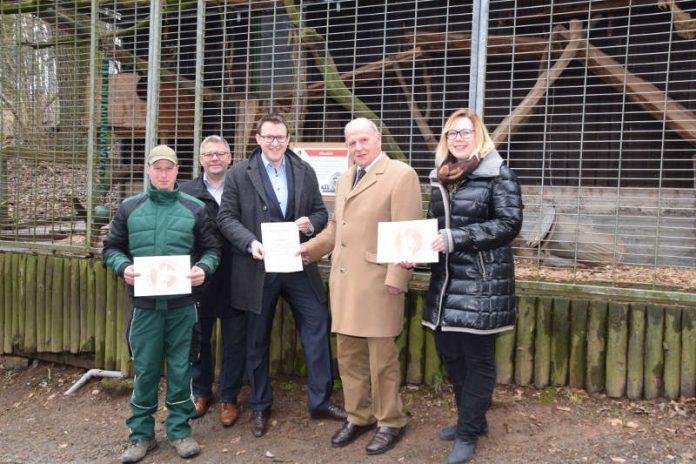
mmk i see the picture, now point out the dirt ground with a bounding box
[0,359,694,464]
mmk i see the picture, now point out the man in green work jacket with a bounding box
[103,145,221,463]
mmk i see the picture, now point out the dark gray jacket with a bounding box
[216,147,328,313]
[423,151,523,334]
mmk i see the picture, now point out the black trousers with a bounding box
[435,329,497,441]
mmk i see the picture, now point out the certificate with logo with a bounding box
[133,255,192,297]
[261,222,303,273]
[377,219,439,263]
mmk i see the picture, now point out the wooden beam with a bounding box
[405,31,550,59]
[556,25,696,147]
[493,21,584,146]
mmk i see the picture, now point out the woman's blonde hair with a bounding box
[434,108,495,168]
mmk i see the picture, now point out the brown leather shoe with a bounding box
[193,396,212,419]
[220,402,240,428]
[249,409,271,437]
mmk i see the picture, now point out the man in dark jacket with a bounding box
[181,135,246,428]
[103,145,221,463]
[217,113,346,438]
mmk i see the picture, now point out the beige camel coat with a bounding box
[305,154,422,338]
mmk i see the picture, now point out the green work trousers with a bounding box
[126,304,196,442]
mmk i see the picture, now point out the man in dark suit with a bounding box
[217,113,346,437]
[180,135,246,429]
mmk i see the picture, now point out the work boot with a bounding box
[448,438,477,464]
[120,439,157,463]
[169,436,201,459]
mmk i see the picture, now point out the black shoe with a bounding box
[310,402,348,421]
[365,426,407,455]
[331,421,376,448]
[249,409,270,437]
[448,438,477,464]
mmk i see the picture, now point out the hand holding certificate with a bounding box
[261,222,303,273]
[377,219,439,263]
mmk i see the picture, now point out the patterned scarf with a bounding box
[437,153,480,187]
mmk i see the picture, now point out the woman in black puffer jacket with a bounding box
[423,108,522,464]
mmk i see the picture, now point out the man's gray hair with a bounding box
[200,135,230,153]
[344,117,379,137]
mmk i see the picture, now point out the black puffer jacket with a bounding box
[423,151,523,334]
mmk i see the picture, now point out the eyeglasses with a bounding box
[200,151,230,159]
[446,129,475,140]
[259,134,288,144]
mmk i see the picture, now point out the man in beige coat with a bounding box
[300,117,422,455]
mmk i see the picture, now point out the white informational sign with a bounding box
[133,255,192,297]
[377,219,439,263]
[261,222,303,273]
[292,143,350,196]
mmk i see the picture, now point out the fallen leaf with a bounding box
[556,406,572,412]
[230,436,241,444]
[59,444,68,449]
[624,421,639,429]
[609,418,623,427]
[265,451,275,458]
[610,457,626,463]
[222,448,228,453]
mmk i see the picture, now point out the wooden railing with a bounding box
[1,252,694,400]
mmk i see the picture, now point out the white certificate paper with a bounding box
[261,222,303,273]
[377,219,439,263]
[133,255,192,297]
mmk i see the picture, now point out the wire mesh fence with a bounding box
[0,0,694,291]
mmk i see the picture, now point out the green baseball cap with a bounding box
[147,145,178,165]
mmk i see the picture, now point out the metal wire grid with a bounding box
[0,0,694,290]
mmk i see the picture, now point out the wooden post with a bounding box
[104,269,117,370]
[69,259,80,354]
[534,297,552,388]
[585,300,608,393]
[35,255,47,353]
[681,307,696,398]
[514,296,536,385]
[17,254,27,348]
[495,329,515,385]
[79,260,89,352]
[0,254,6,353]
[94,261,107,368]
[550,298,570,386]
[85,260,96,352]
[644,304,665,400]
[626,304,646,400]
[62,259,71,352]
[11,254,21,347]
[24,255,37,353]
[605,302,629,398]
[663,306,682,400]
[406,293,425,385]
[44,257,54,349]
[568,299,588,388]
[116,277,127,373]
[50,257,64,353]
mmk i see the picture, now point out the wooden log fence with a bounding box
[0,251,694,400]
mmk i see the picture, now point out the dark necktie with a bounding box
[353,168,366,189]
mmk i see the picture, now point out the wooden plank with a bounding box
[35,255,47,353]
[50,257,64,353]
[62,259,71,352]
[585,300,608,393]
[78,260,89,351]
[0,254,7,353]
[104,268,117,371]
[406,293,425,385]
[681,307,696,398]
[626,304,646,400]
[550,298,570,387]
[94,261,107,368]
[23,255,37,353]
[663,306,682,400]
[115,276,126,372]
[605,302,629,398]
[85,260,95,352]
[69,259,81,353]
[568,299,588,388]
[44,257,54,350]
[11,254,20,348]
[514,296,536,386]
[16,255,27,348]
[644,304,665,400]
[534,297,553,388]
